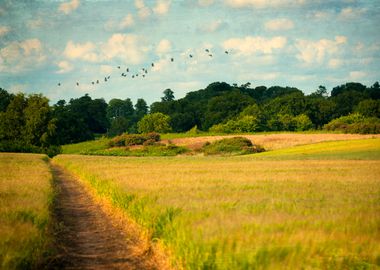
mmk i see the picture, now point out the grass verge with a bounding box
[0,153,55,269]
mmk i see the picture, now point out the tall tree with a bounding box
[161,89,175,102]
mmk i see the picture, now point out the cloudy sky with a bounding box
[0,0,379,104]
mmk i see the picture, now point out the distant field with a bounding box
[54,138,380,269]
[0,153,54,269]
[62,133,380,154]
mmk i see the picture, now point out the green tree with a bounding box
[161,88,175,102]
[355,99,380,118]
[137,112,172,133]
[0,93,26,141]
[0,88,14,112]
[134,98,148,121]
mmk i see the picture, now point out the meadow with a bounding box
[0,153,54,269]
[54,137,380,269]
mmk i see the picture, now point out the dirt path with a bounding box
[51,164,162,270]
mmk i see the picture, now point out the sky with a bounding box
[0,0,379,105]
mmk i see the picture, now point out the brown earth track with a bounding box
[51,164,162,270]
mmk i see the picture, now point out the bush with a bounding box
[202,137,265,156]
[137,113,172,133]
[0,140,61,157]
[108,132,161,147]
[324,113,380,134]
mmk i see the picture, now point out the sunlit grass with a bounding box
[54,138,380,269]
[62,137,109,154]
[0,153,54,269]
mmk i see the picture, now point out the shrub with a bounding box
[324,113,380,134]
[108,132,162,147]
[202,137,265,156]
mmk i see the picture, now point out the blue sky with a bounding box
[0,0,379,104]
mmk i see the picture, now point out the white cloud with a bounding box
[199,20,225,32]
[100,65,113,74]
[265,18,294,31]
[310,11,331,20]
[64,41,99,62]
[0,26,10,37]
[27,18,43,29]
[223,36,287,55]
[339,7,366,19]
[349,71,366,80]
[198,0,215,6]
[295,36,347,65]
[101,33,148,65]
[156,39,172,55]
[59,0,80,15]
[328,58,344,69]
[138,6,151,19]
[225,0,305,8]
[0,39,46,73]
[135,0,145,9]
[120,14,134,29]
[56,61,73,73]
[153,0,171,15]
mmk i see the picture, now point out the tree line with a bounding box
[0,81,379,155]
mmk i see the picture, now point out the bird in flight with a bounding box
[171,58,174,62]
[76,82,79,86]
[58,83,61,86]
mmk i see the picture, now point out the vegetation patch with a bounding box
[323,113,380,134]
[202,137,265,155]
[108,132,160,147]
[0,153,55,269]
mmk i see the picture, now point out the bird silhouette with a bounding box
[171,58,174,62]
[189,54,193,58]
[104,77,107,82]
[117,66,120,69]
[132,75,135,78]
[151,63,154,67]
[92,82,95,85]
[205,49,209,53]
[209,54,213,57]
[96,80,99,84]
[58,83,61,86]
[126,68,129,72]
[225,51,229,54]
[76,82,79,86]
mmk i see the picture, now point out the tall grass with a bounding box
[0,153,54,269]
[54,138,380,269]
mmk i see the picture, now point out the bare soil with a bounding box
[51,164,163,270]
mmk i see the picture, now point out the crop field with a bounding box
[54,138,380,269]
[0,153,54,269]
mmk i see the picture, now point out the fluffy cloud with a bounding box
[349,71,366,80]
[27,18,43,29]
[64,41,99,62]
[223,36,287,55]
[328,58,344,69]
[135,0,151,19]
[199,20,226,32]
[56,61,73,74]
[59,0,80,15]
[156,39,172,55]
[198,0,215,6]
[120,14,134,29]
[295,36,347,65]
[265,18,294,31]
[339,7,367,19]
[101,34,148,64]
[153,0,171,15]
[0,39,46,73]
[225,0,305,8]
[100,65,113,74]
[0,26,10,37]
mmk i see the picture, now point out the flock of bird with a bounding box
[57,48,230,87]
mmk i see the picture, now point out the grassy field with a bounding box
[61,132,380,155]
[0,153,54,269]
[54,138,380,269]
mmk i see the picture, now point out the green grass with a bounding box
[53,138,380,269]
[62,137,109,154]
[253,138,380,160]
[0,153,54,269]
[84,144,189,156]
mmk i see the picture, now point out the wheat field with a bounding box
[54,138,380,269]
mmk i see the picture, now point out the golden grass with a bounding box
[54,138,380,269]
[166,133,380,151]
[0,153,53,269]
